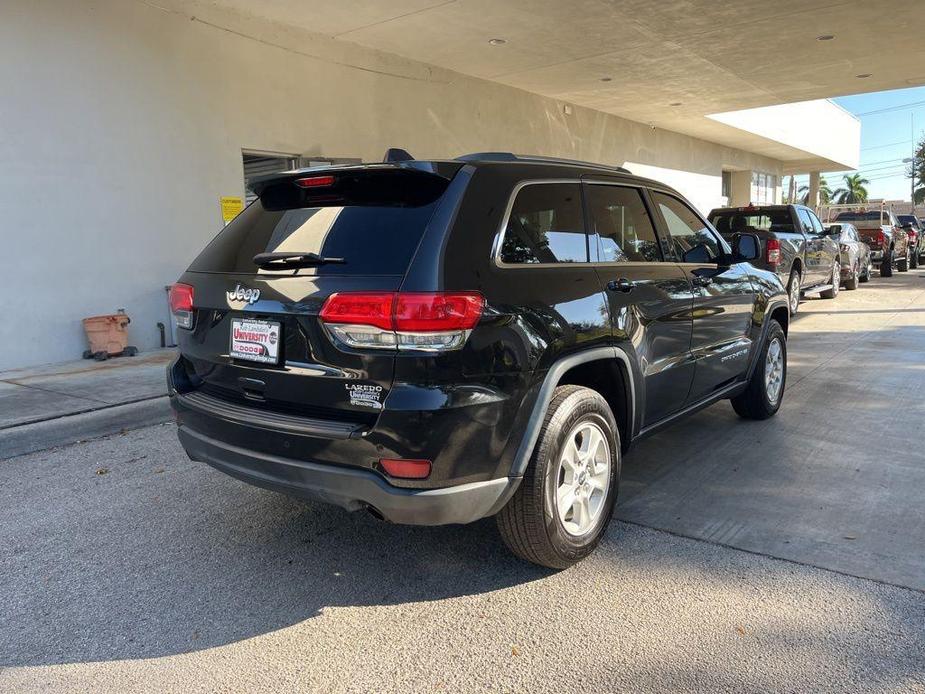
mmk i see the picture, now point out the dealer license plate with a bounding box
[230,318,281,364]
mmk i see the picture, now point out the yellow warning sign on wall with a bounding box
[220,196,244,224]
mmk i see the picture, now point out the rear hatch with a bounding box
[709,207,797,268]
[172,165,459,426]
[832,212,887,248]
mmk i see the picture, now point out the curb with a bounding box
[0,397,172,459]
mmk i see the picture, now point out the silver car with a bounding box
[822,222,872,289]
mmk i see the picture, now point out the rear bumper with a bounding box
[177,425,517,525]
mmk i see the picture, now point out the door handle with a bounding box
[691,275,713,287]
[607,278,635,293]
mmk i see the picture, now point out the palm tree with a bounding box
[909,137,925,204]
[798,175,832,205]
[832,173,870,204]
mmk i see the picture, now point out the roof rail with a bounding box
[456,152,630,174]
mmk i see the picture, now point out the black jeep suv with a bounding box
[168,152,790,568]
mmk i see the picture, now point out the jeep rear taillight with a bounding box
[169,283,194,329]
[878,230,887,247]
[766,238,781,267]
[320,291,484,352]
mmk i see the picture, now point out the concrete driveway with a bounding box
[1,272,924,693]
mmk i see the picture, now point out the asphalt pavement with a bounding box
[1,272,924,693]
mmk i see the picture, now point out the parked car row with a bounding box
[708,202,919,315]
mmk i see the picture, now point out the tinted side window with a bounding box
[796,208,814,233]
[808,211,824,234]
[500,183,587,264]
[652,192,721,263]
[586,185,661,262]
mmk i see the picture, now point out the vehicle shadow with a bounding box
[0,442,552,667]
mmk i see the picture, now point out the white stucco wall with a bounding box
[0,0,787,370]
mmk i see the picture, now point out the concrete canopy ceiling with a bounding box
[196,0,925,167]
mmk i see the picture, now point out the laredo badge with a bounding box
[345,384,383,409]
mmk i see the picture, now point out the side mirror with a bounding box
[732,232,760,261]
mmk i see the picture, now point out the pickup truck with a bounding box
[897,214,923,267]
[827,209,910,277]
[708,204,841,315]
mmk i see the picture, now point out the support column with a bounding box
[808,171,820,210]
[728,170,752,207]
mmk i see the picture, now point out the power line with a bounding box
[861,139,911,151]
[858,156,909,167]
[854,99,925,117]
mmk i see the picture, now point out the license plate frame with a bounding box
[229,318,281,364]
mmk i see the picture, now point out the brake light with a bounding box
[320,291,484,352]
[169,283,194,329]
[766,238,781,266]
[294,175,335,188]
[877,230,887,247]
[380,458,432,480]
[319,293,395,331]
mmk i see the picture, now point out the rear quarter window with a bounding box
[499,183,588,264]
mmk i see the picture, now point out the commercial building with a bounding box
[4,0,923,369]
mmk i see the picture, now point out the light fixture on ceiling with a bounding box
[488,38,507,46]
[599,77,612,82]
[816,34,835,41]
[856,73,872,78]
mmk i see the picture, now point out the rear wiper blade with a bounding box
[252,252,346,268]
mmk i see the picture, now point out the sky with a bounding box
[792,85,925,201]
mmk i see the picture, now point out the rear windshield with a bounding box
[710,210,793,234]
[188,173,446,275]
[834,211,885,223]
[898,215,919,226]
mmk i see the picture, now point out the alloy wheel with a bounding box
[765,338,784,405]
[554,421,611,537]
[789,275,800,313]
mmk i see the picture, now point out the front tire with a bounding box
[911,249,919,270]
[731,320,787,420]
[497,385,620,569]
[859,258,871,283]
[898,248,909,272]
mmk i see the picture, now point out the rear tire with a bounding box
[786,268,801,315]
[910,250,919,270]
[898,249,909,272]
[880,249,893,277]
[844,262,859,290]
[731,320,786,421]
[497,385,620,570]
[820,261,840,299]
